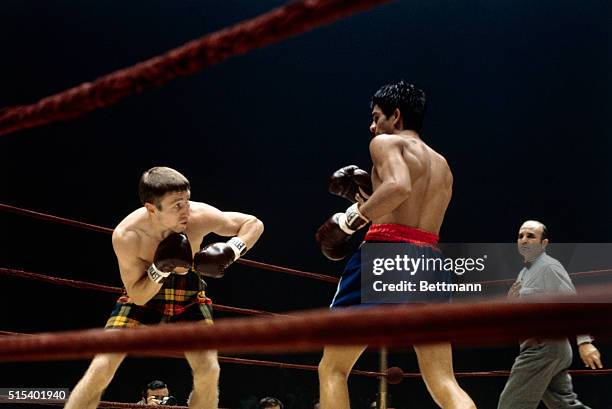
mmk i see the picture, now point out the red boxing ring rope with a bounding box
[0,0,394,137]
[3,2,608,408]
[0,267,278,317]
[5,202,612,286]
[0,202,338,284]
[0,294,611,362]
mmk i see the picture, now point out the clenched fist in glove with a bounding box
[316,203,370,260]
[194,237,247,278]
[147,233,193,283]
[329,165,373,203]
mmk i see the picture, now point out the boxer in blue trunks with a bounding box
[330,223,449,307]
[315,81,476,409]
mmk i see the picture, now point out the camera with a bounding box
[159,396,177,405]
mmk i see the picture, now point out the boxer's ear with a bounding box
[391,108,402,128]
[144,202,157,214]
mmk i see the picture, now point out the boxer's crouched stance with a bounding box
[64,167,263,409]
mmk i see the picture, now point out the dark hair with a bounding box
[539,223,548,241]
[142,380,168,399]
[139,167,190,209]
[259,397,284,409]
[370,80,426,132]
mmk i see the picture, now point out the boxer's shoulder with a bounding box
[114,207,148,232]
[370,133,427,158]
[111,228,146,267]
[185,201,229,239]
[113,225,146,250]
[369,133,402,149]
[188,201,224,224]
[188,200,215,213]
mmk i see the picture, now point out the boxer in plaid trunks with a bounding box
[105,271,213,328]
[65,167,263,409]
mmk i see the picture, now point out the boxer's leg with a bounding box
[414,343,476,409]
[318,345,367,409]
[64,353,126,409]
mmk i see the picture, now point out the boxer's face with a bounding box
[156,190,191,233]
[517,222,548,260]
[370,105,396,136]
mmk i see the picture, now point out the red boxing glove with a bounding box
[147,233,193,283]
[194,237,247,278]
[329,165,373,203]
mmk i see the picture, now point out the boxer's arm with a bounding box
[190,203,264,251]
[112,230,162,306]
[359,135,423,220]
[192,206,264,277]
[212,211,264,250]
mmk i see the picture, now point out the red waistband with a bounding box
[364,224,439,244]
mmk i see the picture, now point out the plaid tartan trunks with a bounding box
[105,270,213,328]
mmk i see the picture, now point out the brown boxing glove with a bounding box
[193,237,246,278]
[328,165,373,203]
[147,233,193,283]
[316,203,370,260]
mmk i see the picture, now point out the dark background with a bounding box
[1,0,610,408]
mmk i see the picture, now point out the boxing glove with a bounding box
[316,203,369,260]
[329,165,373,203]
[147,233,193,283]
[194,237,247,278]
